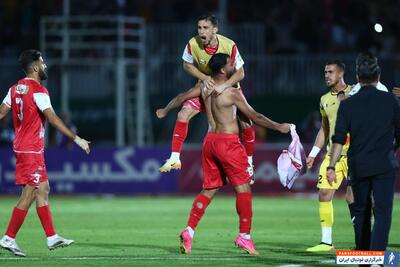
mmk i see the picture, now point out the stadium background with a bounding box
[0,1,399,266]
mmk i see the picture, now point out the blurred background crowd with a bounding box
[1,0,400,146]
[1,0,400,56]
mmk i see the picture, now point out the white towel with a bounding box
[277,125,307,189]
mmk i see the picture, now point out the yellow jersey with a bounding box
[319,85,352,155]
[188,34,236,75]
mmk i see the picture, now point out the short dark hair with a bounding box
[326,60,345,72]
[356,52,381,83]
[209,53,229,77]
[18,50,42,74]
[197,14,218,27]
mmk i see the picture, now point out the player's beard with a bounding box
[39,68,48,81]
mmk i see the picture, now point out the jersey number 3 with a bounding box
[16,98,23,121]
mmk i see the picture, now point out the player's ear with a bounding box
[213,27,218,34]
[220,67,226,75]
[31,62,39,73]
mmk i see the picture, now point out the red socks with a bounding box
[236,192,253,234]
[171,120,189,153]
[187,194,211,230]
[5,206,57,238]
[36,205,56,237]
[5,207,28,238]
[242,127,255,157]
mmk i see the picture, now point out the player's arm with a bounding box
[182,44,210,82]
[230,89,290,133]
[0,103,11,121]
[0,89,12,121]
[212,45,245,95]
[42,108,90,154]
[156,84,203,119]
[327,103,349,185]
[0,87,11,121]
[306,116,329,169]
[183,61,210,82]
[393,96,400,150]
[33,92,90,154]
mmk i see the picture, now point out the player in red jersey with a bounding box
[0,50,90,257]
[159,14,255,176]
[178,53,291,255]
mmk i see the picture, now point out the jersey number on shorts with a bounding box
[33,173,40,184]
[16,98,23,121]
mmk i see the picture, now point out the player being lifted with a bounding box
[0,50,90,257]
[158,14,256,174]
[306,60,354,252]
[178,53,290,255]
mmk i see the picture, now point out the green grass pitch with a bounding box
[0,196,398,267]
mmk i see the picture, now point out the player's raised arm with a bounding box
[230,89,290,133]
[42,108,90,154]
[156,83,205,119]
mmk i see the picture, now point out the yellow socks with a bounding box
[319,201,333,244]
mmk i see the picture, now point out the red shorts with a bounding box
[183,97,205,112]
[202,133,251,189]
[15,153,48,187]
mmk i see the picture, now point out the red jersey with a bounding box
[2,78,52,153]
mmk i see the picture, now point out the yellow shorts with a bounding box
[317,155,348,190]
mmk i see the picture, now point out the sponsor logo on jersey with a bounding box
[15,84,30,95]
[199,59,206,65]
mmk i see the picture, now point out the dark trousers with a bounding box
[351,169,396,251]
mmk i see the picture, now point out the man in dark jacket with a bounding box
[326,52,400,256]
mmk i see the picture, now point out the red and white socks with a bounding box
[170,120,189,159]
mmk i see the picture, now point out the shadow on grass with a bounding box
[76,242,179,254]
[73,241,338,266]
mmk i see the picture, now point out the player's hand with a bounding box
[156,108,167,119]
[306,156,315,169]
[393,87,400,97]
[204,79,216,97]
[326,169,337,186]
[210,83,228,97]
[279,123,291,134]
[203,76,214,90]
[74,136,91,154]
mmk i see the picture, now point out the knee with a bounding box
[37,185,50,200]
[177,108,193,122]
[202,189,218,199]
[319,189,334,202]
[235,183,251,193]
